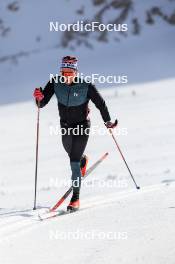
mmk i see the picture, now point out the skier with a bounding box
[33,56,117,212]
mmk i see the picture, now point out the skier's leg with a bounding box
[61,127,88,187]
[70,131,89,194]
[61,127,88,175]
[71,121,90,182]
[61,129,72,157]
[68,121,90,210]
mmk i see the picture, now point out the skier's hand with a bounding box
[33,88,44,102]
[105,119,118,129]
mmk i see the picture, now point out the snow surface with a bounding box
[0,78,175,263]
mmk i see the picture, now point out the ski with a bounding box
[38,209,74,221]
[38,152,109,220]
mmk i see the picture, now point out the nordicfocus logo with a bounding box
[49,229,128,241]
[49,73,128,85]
[49,21,128,32]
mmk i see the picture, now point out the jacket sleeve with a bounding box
[87,83,111,122]
[36,81,55,108]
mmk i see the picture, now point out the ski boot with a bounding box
[67,192,80,213]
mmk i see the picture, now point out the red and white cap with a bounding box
[61,56,78,70]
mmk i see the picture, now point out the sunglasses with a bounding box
[61,71,76,76]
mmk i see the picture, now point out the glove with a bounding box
[105,119,118,129]
[33,88,44,102]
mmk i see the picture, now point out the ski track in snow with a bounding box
[0,182,173,245]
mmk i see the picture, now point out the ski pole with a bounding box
[108,122,140,189]
[33,102,40,210]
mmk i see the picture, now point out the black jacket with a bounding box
[37,78,111,126]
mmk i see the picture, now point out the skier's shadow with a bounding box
[0,206,50,218]
[0,205,92,219]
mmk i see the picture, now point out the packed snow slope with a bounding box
[0,78,175,263]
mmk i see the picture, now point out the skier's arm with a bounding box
[35,81,55,108]
[87,83,111,122]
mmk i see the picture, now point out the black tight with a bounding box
[61,120,90,162]
[61,120,90,195]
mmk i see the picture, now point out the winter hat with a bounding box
[61,56,78,70]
